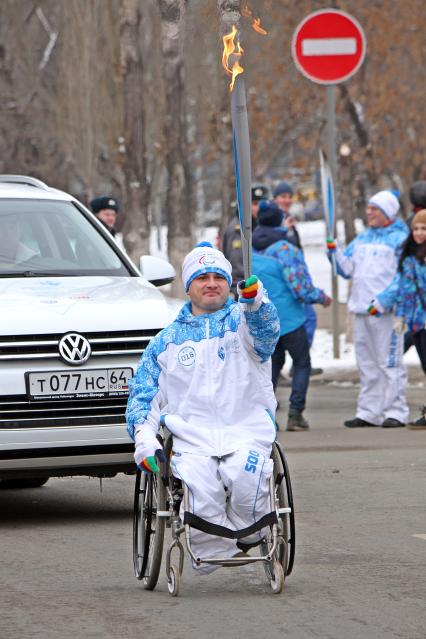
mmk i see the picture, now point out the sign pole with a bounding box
[326,84,340,359]
[291,9,366,360]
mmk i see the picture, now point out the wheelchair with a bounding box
[132,436,295,596]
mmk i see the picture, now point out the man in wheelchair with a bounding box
[126,241,280,574]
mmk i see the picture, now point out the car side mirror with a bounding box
[139,255,176,287]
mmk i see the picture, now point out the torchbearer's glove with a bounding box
[326,237,337,253]
[367,299,383,317]
[237,275,264,310]
[134,442,166,474]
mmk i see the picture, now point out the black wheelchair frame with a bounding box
[133,437,295,596]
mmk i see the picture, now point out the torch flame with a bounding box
[252,18,267,35]
[222,25,244,92]
[242,5,267,35]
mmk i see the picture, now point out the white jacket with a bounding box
[334,219,408,314]
[126,295,280,457]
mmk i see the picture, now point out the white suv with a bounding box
[0,175,179,487]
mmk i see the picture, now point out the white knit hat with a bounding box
[368,191,400,220]
[182,242,232,292]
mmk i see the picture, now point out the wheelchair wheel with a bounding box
[133,469,166,590]
[167,564,181,597]
[271,442,296,576]
[270,560,285,594]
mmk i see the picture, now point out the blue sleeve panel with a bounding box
[243,298,280,363]
[126,303,201,439]
[126,339,163,441]
[266,242,325,304]
[377,272,401,312]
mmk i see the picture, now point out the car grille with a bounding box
[0,329,161,361]
[0,394,128,429]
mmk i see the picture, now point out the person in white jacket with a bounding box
[327,191,409,428]
[126,242,280,572]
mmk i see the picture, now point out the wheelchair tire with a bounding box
[167,564,181,597]
[270,560,285,594]
[272,442,296,576]
[133,469,166,590]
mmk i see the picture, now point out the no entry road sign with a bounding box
[292,9,366,84]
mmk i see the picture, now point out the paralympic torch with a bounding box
[231,76,252,279]
[222,26,252,279]
[319,148,337,276]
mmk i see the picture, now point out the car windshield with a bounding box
[0,199,132,277]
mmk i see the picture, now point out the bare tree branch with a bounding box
[35,7,58,70]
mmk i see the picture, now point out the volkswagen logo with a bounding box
[58,332,91,366]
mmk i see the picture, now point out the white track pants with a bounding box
[353,314,408,424]
[171,447,273,574]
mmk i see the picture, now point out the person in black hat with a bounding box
[222,184,270,294]
[273,181,301,248]
[90,196,120,237]
[89,195,126,252]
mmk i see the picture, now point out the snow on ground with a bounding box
[148,220,424,382]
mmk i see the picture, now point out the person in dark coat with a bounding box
[222,184,269,294]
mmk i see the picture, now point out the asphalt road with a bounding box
[1,382,425,639]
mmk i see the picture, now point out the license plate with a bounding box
[26,367,133,400]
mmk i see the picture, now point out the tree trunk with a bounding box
[119,0,150,262]
[159,0,192,297]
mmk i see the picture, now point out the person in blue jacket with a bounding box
[327,190,409,428]
[252,200,331,431]
[369,208,426,429]
[126,242,280,572]
[273,180,321,374]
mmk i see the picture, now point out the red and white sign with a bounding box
[291,9,366,85]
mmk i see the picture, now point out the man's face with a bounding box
[96,209,117,229]
[251,201,260,218]
[274,192,293,213]
[412,223,426,245]
[366,205,388,228]
[188,272,230,316]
